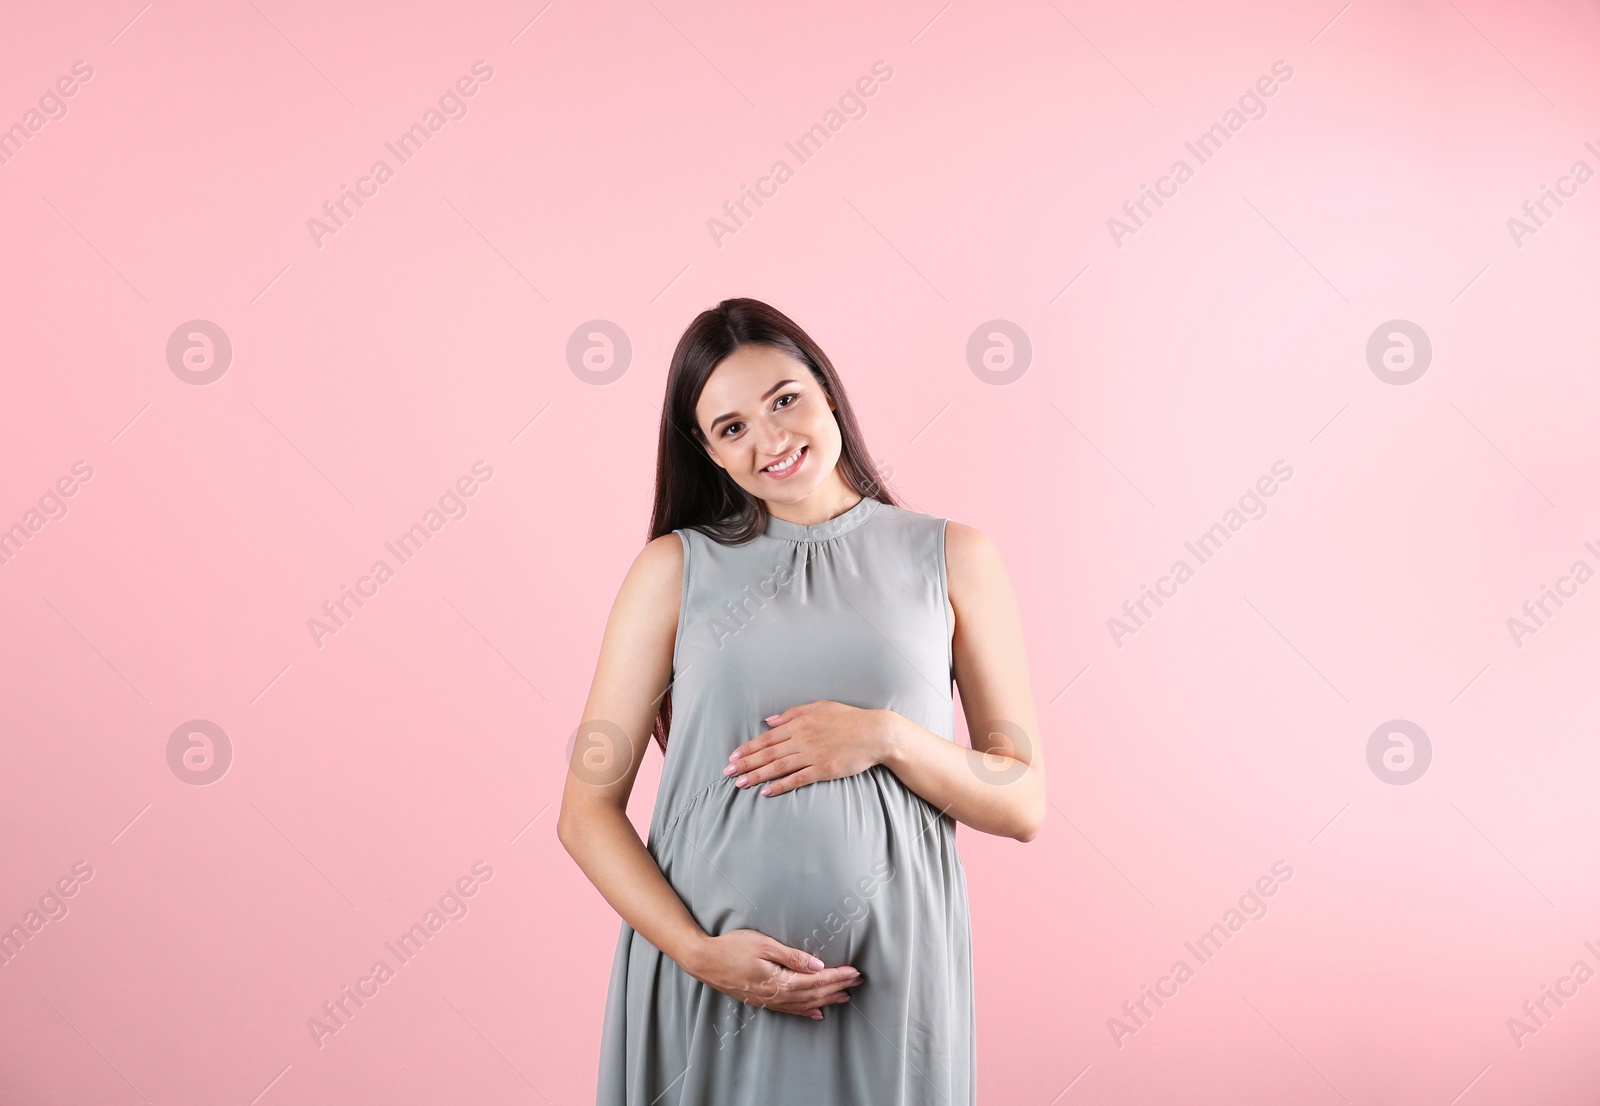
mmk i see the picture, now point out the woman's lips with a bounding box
[761,445,808,480]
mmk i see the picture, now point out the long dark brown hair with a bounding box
[645,297,899,753]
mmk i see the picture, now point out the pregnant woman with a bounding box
[558,298,1045,1105]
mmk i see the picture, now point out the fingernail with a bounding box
[765,714,782,724]
[735,776,748,787]
[723,765,736,776]
[760,786,772,796]
[807,956,825,970]
[847,968,861,978]
[729,751,742,761]
[812,1012,823,1020]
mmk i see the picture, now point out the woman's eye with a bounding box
[719,394,798,437]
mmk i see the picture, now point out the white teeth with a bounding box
[764,447,804,472]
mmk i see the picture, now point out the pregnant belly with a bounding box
[661,767,909,964]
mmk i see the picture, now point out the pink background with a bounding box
[3,0,1599,1102]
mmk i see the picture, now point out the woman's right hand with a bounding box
[686,929,862,1020]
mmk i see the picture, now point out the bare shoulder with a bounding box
[943,519,995,558]
[586,531,684,707]
[943,520,1003,574]
[635,530,684,579]
[620,531,684,617]
[942,520,1014,608]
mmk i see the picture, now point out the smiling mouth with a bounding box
[762,445,807,474]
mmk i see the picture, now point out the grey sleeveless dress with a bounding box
[595,495,975,1105]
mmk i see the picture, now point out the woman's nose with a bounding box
[755,425,791,455]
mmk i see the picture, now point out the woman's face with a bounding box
[694,345,846,509]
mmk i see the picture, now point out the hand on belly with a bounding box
[725,700,890,797]
[684,929,863,1021]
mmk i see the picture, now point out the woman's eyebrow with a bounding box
[707,379,800,432]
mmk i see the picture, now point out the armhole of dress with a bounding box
[671,528,693,676]
[938,518,954,681]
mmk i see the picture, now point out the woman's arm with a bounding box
[881,521,1045,841]
[557,534,861,1018]
[557,534,707,964]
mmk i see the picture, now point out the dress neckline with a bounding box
[763,495,881,543]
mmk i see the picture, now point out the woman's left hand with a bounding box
[725,701,892,797]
